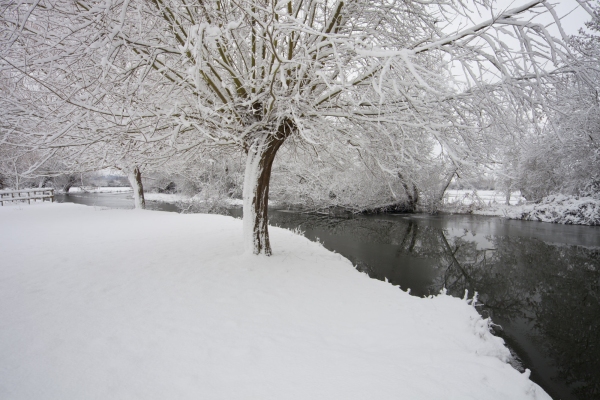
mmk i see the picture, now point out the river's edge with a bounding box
[58,187,600,226]
[442,194,600,226]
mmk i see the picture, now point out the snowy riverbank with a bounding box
[443,190,600,226]
[502,194,600,226]
[68,186,133,193]
[0,203,548,399]
[145,192,253,207]
[66,188,600,226]
[444,189,526,206]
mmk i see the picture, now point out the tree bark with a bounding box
[243,120,293,255]
[438,169,456,203]
[430,168,456,213]
[13,162,19,190]
[63,175,77,193]
[398,172,419,212]
[127,166,146,209]
[38,176,51,188]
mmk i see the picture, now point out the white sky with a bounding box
[481,0,590,36]
[443,0,593,86]
[431,1,593,162]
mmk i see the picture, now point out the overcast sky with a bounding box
[487,0,590,36]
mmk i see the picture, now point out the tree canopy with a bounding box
[1,0,594,254]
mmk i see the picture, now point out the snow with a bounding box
[0,203,550,400]
[144,192,191,203]
[243,139,265,253]
[144,192,244,206]
[226,197,244,206]
[443,190,600,226]
[69,186,133,193]
[504,194,600,226]
[444,189,525,206]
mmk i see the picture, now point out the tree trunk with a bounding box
[431,168,456,213]
[243,121,293,255]
[14,162,19,190]
[38,176,50,188]
[398,172,419,212]
[127,166,146,209]
[63,175,77,193]
[438,169,456,203]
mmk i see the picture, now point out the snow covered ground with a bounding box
[143,192,190,203]
[503,194,600,226]
[0,203,548,400]
[69,186,133,193]
[145,192,244,206]
[65,189,242,205]
[443,190,600,225]
[444,189,525,206]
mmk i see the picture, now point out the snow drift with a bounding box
[0,203,549,399]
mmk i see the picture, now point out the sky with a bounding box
[442,0,593,87]
[486,0,590,36]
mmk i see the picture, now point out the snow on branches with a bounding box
[0,0,585,253]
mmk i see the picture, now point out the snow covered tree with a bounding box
[506,1,600,200]
[1,0,578,254]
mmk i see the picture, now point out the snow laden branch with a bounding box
[0,0,581,253]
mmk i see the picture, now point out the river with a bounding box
[56,191,600,400]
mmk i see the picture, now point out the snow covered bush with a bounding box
[269,145,406,213]
[581,175,600,198]
[146,155,244,209]
[176,190,231,215]
[506,194,600,226]
[440,190,491,214]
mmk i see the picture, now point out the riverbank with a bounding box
[501,194,599,226]
[443,191,600,226]
[144,192,244,206]
[68,186,133,193]
[66,187,600,226]
[0,203,548,399]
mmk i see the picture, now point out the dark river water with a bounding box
[56,192,600,400]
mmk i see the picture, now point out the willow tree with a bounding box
[1,0,576,254]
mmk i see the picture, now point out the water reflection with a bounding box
[437,234,599,400]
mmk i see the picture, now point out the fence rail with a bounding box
[0,188,55,206]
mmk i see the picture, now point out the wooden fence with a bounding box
[0,188,55,206]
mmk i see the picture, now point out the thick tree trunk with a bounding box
[243,121,293,255]
[127,166,146,209]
